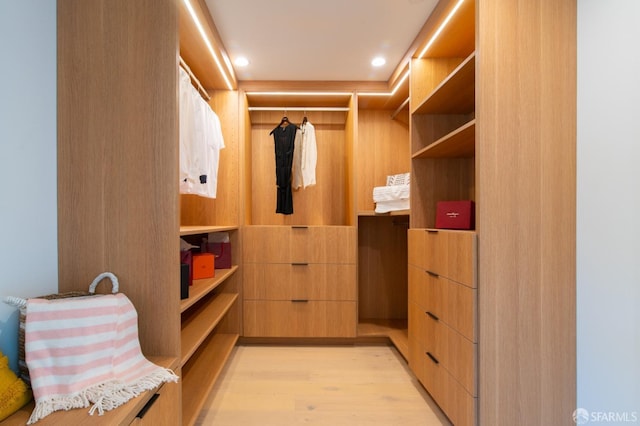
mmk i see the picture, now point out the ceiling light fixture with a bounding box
[183,0,234,91]
[245,91,353,97]
[235,57,250,67]
[417,0,465,59]
[371,57,386,67]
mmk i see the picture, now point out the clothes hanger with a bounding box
[270,113,298,135]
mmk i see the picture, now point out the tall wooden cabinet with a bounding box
[54,0,181,424]
[240,94,358,339]
[407,0,576,425]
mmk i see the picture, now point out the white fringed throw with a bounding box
[23,293,178,424]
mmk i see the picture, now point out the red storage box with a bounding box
[192,253,215,280]
[435,200,475,230]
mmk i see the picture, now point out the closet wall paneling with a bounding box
[476,0,576,424]
[57,0,180,423]
[248,109,348,226]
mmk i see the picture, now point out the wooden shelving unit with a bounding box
[357,210,410,217]
[412,52,475,115]
[181,333,239,426]
[358,319,409,359]
[180,266,239,312]
[412,119,475,159]
[180,225,238,236]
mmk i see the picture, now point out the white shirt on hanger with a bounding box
[292,121,317,189]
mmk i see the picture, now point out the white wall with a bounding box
[578,0,640,420]
[0,0,58,371]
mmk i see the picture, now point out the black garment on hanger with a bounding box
[271,122,297,215]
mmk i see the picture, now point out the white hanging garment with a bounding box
[292,121,317,189]
[178,67,225,199]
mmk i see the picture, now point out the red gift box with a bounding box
[435,200,475,230]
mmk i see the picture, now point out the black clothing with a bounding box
[272,123,296,214]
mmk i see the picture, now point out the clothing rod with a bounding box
[179,56,210,102]
[248,107,350,112]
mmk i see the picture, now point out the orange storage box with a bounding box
[192,253,215,280]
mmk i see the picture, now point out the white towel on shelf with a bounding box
[373,184,410,213]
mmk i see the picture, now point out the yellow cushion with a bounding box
[0,352,32,421]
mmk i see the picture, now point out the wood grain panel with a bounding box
[411,57,465,113]
[180,90,240,227]
[476,0,576,424]
[356,110,410,212]
[243,263,356,301]
[243,301,357,337]
[57,0,180,358]
[410,158,475,229]
[423,314,476,395]
[249,112,347,225]
[357,216,408,320]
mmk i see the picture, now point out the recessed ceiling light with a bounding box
[235,57,250,67]
[371,57,386,67]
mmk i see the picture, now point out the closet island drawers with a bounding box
[243,226,357,338]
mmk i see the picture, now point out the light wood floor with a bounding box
[196,344,451,425]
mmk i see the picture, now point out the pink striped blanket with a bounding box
[23,293,178,424]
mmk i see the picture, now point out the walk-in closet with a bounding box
[3,0,576,425]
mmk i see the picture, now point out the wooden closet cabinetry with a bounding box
[243,226,357,337]
[408,229,477,426]
[407,0,477,424]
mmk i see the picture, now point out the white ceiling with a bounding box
[205,0,439,82]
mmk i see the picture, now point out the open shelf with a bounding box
[181,332,239,426]
[357,209,410,217]
[180,265,239,312]
[358,319,408,360]
[180,225,238,236]
[181,292,238,366]
[413,119,475,159]
[4,356,179,425]
[412,52,475,115]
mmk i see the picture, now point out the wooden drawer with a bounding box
[410,263,476,342]
[408,228,476,287]
[244,226,356,264]
[244,263,356,301]
[129,381,180,425]
[422,350,477,426]
[243,300,356,337]
[408,263,428,308]
[424,273,476,342]
[423,311,476,395]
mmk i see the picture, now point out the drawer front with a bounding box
[408,229,426,269]
[424,229,448,277]
[408,264,428,308]
[243,226,290,263]
[423,350,477,426]
[423,312,476,395]
[423,273,476,342]
[446,231,476,287]
[290,226,356,264]
[244,226,356,264]
[129,381,180,425]
[243,300,356,337]
[244,263,356,301]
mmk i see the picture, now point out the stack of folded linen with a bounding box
[373,173,410,213]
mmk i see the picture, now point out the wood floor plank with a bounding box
[196,345,451,425]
